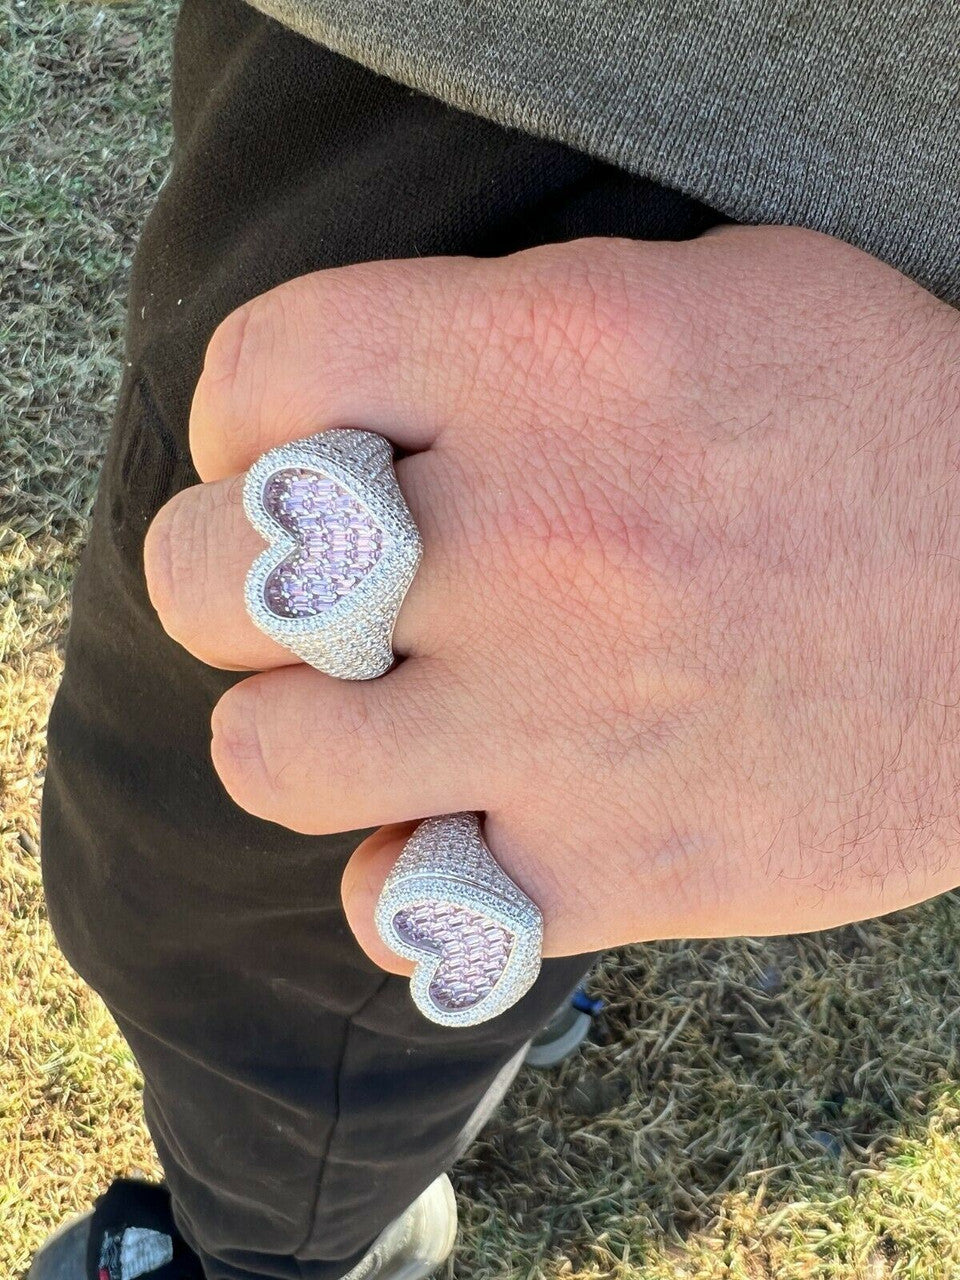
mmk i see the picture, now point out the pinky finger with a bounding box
[341,823,418,976]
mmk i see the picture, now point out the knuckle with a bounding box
[191,288,291,469]
[143,490,198,640]
[210,681,278,820]
[189,267,388,474]
[212,679,357,835]
[203,297,258,391]
[478,245,648,428]
[145,479,248,664]
[204,286,292,400]
[324,689,375,742]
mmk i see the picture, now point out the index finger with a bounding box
[189,254,482,483]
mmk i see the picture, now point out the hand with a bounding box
[144,226,960,973]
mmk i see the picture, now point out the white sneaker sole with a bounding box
[341,1173,458,1280]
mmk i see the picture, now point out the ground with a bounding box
[2,3,960,1277]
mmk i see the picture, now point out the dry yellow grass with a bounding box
[3,3,960,1278]
[1,529,162,1272]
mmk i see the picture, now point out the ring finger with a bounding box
[210,658,487,833]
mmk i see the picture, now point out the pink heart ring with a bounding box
[242,429,422,680]
[375,814,543,1027]
[242,430,543,1024]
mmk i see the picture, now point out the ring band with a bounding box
[375,813,543,1027]
[242,428,422,680]
[242,431,544,1025]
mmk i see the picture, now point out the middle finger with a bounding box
[143,450,448,671]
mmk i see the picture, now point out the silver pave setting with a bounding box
[242,429,422,680]
[243,431,545,1026]
[375,814,544,1027]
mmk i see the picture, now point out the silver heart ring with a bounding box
[375,813,543,1027]
[241,429,544,1025]
[242,428,422,680]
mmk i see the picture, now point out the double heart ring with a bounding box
[241,428,544,1027]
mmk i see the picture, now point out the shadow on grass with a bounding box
[454,897,960,1277]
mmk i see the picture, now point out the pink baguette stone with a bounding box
[392,902,514,1012]
[261,467,389,618]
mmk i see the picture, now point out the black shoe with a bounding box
[28,1180,203,1280]
[28,1175,457,1280]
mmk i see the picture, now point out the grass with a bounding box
[2,3,960,1277]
